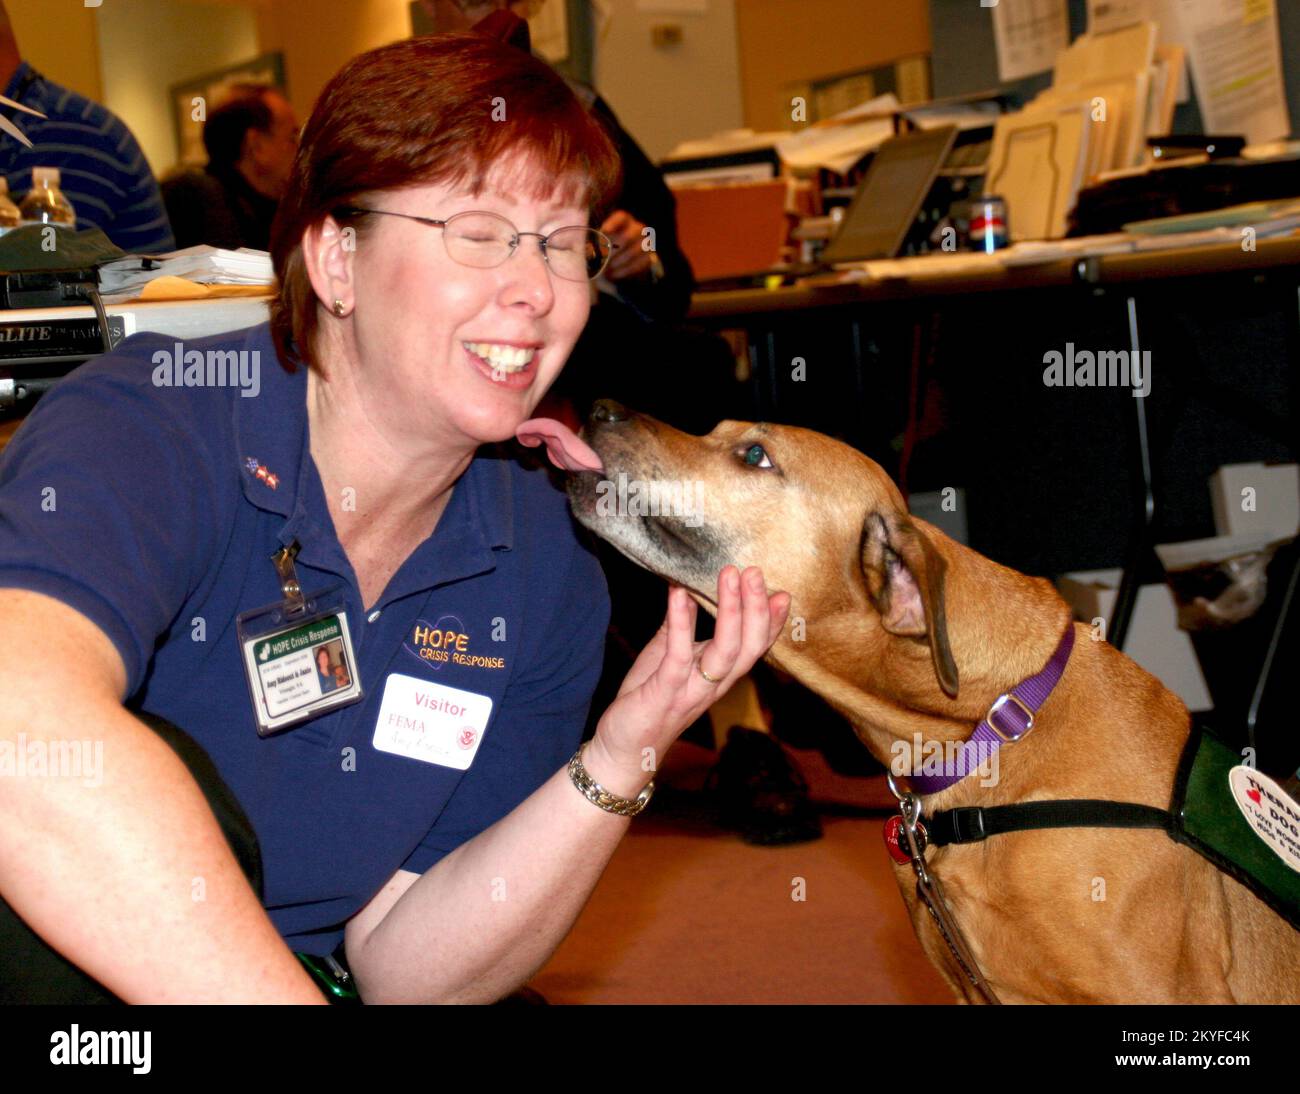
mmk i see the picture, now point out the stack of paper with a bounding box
[983,20,1194,241]
[97,246,273,299]
[774,94,901,176]
[902,101,1002,133]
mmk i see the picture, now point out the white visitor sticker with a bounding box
[372,673,493,770]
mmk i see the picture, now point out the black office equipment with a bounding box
[1070,152,1300,236]
[0,225,127,415]
[820,125,959,265]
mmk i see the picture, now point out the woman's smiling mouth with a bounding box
[463,341,538,372]
[462,340,542,388]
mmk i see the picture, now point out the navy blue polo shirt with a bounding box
[0,321,609,956]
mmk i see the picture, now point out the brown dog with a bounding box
[566,402,1300,1004]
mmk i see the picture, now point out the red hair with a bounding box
[269,32,621,373]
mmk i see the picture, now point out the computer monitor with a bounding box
[820,125,958,265]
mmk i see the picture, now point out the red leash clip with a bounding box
[883,814,927,864]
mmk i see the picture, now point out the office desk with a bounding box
[687,236,1300,647]
[690,236,1300,318]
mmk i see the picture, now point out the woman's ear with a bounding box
[302,213,356,320]
[861,510,959,698]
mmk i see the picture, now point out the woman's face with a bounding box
[316,649,331,673]
[342,156,592,450]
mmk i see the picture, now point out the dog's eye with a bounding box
[742,443,773,469]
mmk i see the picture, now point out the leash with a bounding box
[880,622,1079,1004]
[887,774,1004,1004]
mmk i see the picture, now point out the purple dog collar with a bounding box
[907,624,1076,795]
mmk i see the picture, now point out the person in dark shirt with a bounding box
[162,84,299,251]
[0,3,173,253]
[0,33,786,1002]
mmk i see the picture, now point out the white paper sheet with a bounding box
[991,0,1071,82]
[1177,0,1290,144]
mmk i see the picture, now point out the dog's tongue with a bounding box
[515,418,604,473]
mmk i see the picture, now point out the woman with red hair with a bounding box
[0,33,787,1003]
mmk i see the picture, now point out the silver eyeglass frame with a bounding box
[333,205,617,281]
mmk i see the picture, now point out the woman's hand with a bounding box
[581,566,790,797]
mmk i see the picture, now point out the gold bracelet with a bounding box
[567,744,654,817]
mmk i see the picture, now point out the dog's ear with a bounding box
[861,511,959,698]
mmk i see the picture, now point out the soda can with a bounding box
[969,195,1009,252]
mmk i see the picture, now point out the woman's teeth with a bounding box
[464,341,537,373]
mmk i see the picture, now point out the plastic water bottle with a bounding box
[0,178,20,235]
[18,167,76,229]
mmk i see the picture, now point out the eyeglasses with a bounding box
[335,206,615,282]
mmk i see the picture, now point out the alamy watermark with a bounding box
[1043,343,1151,398]
[0,733,103,787]
[50,1025,150,1074]
[152,343,261,398]
[890,733,1000,788]
[594,472,707,529]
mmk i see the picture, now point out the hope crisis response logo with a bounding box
[403,616,506,672]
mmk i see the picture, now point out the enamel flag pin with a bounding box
[244,456,279,489]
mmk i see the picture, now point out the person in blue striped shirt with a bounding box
[0,5,174,254]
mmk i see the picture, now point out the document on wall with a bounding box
[1177,0,1290,144]
[1087,0,1191,99]
[991,0,1071,82]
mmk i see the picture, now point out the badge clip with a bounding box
[236,540,363,736]
[272,541,307,616]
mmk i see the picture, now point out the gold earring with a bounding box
[332,299,347,317]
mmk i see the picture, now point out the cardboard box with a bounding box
[908,488,969,545]
[671,180,791,280]
[1210,462,1299,539]
[1056,568,1212,711]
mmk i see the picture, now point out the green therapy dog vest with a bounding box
[1171,721,1300,931]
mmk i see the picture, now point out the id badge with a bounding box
[237,542,363,736]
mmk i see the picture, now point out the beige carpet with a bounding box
[528,740,953,1004]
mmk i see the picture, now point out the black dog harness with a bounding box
[887,718,1300,1004]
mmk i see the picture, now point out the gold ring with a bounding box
[698,663,722,684]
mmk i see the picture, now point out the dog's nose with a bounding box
[590,399,630,424]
